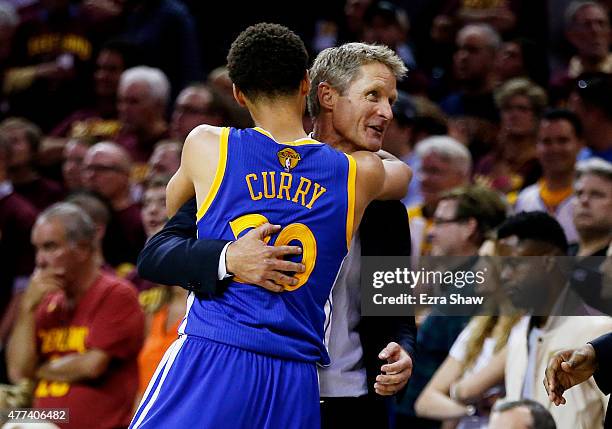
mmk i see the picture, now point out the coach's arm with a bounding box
[137,198,304,295]
[359,200,417,396]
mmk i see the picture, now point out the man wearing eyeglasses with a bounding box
[170,84,227,142]
[396,185,507,427]
[429,185,507,258]
[82,142,145,267]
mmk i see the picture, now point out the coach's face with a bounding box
[332,62,397,152]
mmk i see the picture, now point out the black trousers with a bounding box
[320,395,390,429]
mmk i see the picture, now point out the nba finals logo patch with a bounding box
[277,148,301,172]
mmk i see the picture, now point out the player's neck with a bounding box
[248,99,308,142]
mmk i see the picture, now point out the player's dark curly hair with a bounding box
[227,23,308,99]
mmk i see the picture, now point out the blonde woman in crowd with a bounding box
[415,234,521,429]
[415,315,521,429]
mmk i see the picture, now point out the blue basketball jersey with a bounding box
[180,127,356,365]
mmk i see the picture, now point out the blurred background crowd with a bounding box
[0,0,612,428]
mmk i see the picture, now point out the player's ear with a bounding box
[300,71,310,96]
[233,84,247,107]
[318,82,337,112]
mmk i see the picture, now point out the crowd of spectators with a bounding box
[0,0,611,428]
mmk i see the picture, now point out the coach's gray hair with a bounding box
[576,158,612,181]
[565,1,606,28]
[0,1,18,29]
[307,43,407,118]
[119,66,170,107]
[36,202,97,247]
[415,136,472,177]
[457,23,502,51]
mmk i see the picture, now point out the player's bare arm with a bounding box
[375,149,412,200]
[166,125,222,217]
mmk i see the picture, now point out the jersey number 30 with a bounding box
[229,213,317,291]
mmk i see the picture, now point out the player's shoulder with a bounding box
[182,125,227,162]
[186,124,226,145]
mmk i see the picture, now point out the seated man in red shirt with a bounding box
[6,202,145,429]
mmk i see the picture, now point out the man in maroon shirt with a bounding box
[82,141,146,267]
[114,66,170,164]
[6,202,144,429]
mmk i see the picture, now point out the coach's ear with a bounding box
[233,84,247,107]
[317,82,337,112]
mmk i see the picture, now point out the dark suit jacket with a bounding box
[137,198,231,295]
[137,198,417,397]
[357,200,416,393]
[590,332,612,429]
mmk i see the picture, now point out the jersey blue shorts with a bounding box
[130,335,320,428]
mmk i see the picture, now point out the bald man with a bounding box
[170,84,226,142]
[82,142,145,266]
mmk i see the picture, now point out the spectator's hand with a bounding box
[226,223,305,293]
[544,345,598,406]
[21,268,64,312]
[375,342,413,396]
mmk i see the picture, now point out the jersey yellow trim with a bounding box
[253,127,323,146]
[196,127,230,221]
[345,153,357,250]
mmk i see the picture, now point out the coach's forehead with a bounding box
[347,62,396,90]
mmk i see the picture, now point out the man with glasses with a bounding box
[82,142,145,267]
[429,185,507,258]
[170,84,227,142]
[396,185,507,427]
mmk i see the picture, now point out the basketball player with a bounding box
[130,23,410,428]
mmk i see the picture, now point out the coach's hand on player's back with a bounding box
[226,223,305,293]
